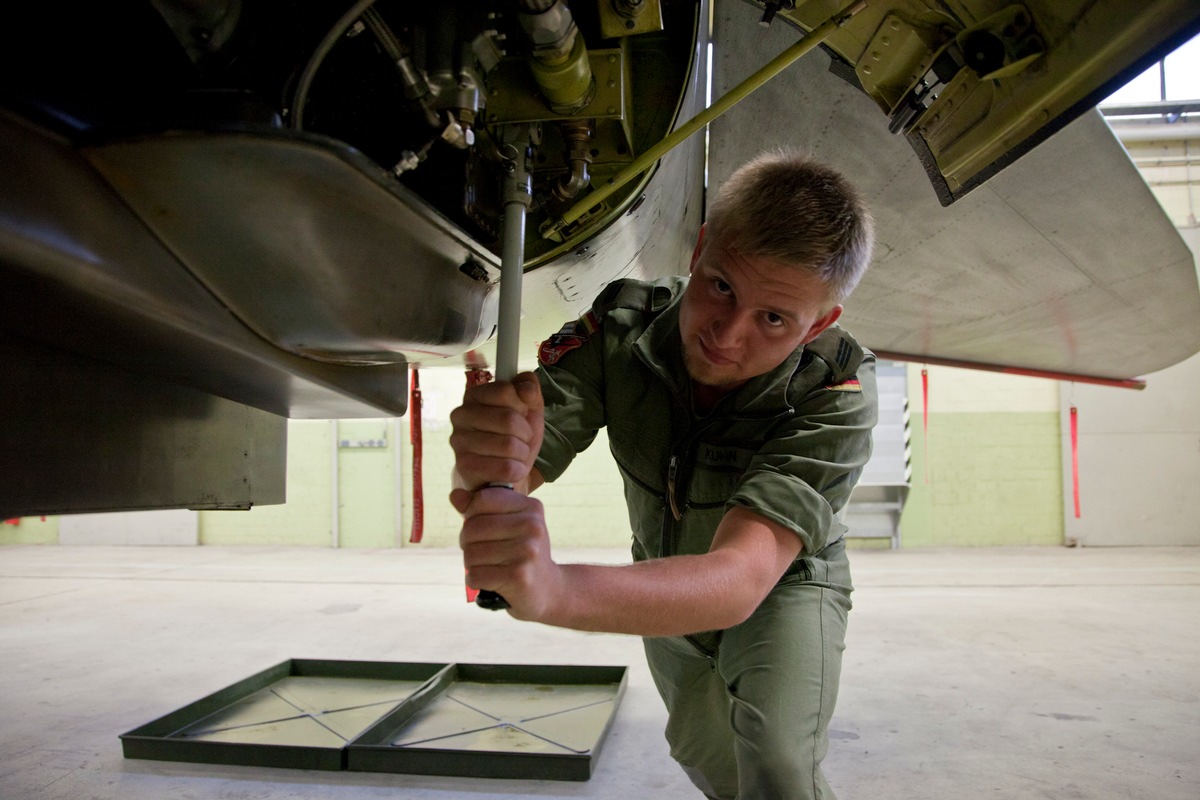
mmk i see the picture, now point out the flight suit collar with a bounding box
[633,281,804,419]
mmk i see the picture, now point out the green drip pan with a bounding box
[120,659,628,781]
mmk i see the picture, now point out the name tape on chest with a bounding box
[696,443,754,470]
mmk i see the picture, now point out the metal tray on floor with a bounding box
[120,659,627,780]
[348,662,628,781]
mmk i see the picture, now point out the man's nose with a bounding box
[711,309,751,346]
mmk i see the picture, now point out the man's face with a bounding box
[678,227,842,401]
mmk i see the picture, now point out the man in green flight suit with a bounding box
[449,149,877,799]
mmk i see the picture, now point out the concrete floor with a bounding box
[1,544,1198,800]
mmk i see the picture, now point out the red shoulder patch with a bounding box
[538,334,586,366]
[538,310,603,366]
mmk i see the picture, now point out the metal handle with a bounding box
[475,127,533,612]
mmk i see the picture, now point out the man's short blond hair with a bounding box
[706,149,874,305]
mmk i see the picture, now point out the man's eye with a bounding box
[713,279,732,295]
[764,312,785,327]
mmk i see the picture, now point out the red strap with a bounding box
[922,367,929,436]
[921,367,930,484]
[408,370,424,544]
[1070,405,1081,518]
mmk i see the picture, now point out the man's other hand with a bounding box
[449,371,544,491]
[451,486,563,623]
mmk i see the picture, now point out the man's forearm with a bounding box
[458,487,798,635]
[541,551,772,637]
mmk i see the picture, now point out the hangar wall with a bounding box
[196,368,637,550]
[205,364,1072,551]
[1,363,1072,550]
[890,366,1064,548]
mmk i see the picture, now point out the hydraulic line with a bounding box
[548,120,594,210]
[290,0,379,129]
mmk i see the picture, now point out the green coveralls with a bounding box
[534,277,878,800]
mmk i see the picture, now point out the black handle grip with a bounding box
[474,481,516,610]
[475,589,511,610]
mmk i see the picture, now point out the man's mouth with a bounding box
[698,337,734,366]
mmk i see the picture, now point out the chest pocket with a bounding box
[687,441,756,508]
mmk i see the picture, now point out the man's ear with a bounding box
[688,224,707,275]
[801,304,843,345]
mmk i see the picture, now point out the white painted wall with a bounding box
[59,510,198,545]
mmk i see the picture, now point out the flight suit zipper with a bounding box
[663,456,682,558]
[661,424,711,558]
[667,455,681,522]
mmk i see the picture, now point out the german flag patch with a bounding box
[824,377,862,392]
[537,311,599,366]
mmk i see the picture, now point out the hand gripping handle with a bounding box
[475,127,532,612]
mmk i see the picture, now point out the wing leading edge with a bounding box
[710,1,1200,384]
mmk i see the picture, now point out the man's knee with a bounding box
[664,721,738,799]
[678,761,735,800]
[723,676,836,798]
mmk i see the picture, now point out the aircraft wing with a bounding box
[710,0,1200,385]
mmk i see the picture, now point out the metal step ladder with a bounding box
[844,362,911,548]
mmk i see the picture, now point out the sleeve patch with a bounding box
[823,377,862,392]
[537,312,599,366]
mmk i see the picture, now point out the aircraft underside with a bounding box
[1,1,1198,516]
